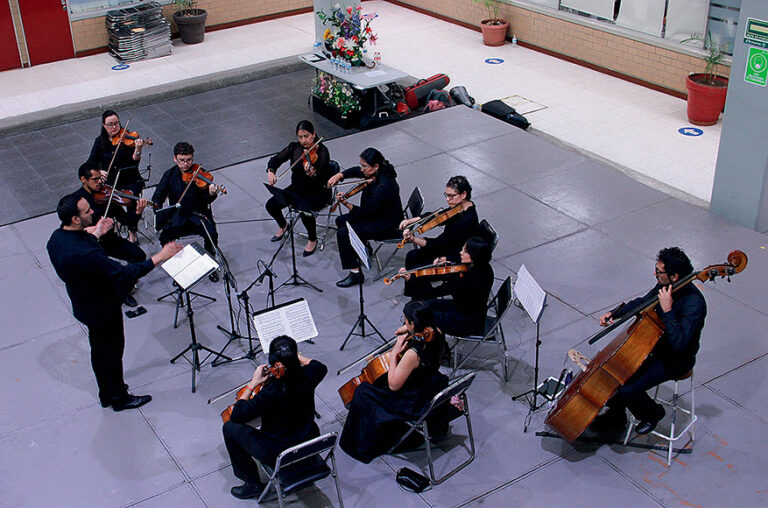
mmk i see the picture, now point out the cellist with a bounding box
[590,247,707,436]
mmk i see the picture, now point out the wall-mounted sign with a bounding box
[744,18,768,48]
[745,47,768,87]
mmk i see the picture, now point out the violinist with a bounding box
[222,336,327,500]
[399,175,479,298]
[71,162,149,306]
[86,110,145,242]
[340,300,449,463]
[399,236,494,337]
[326,147,402,287]
[589,247,706,436]
[265,120,334,257]
[151,142,222,280]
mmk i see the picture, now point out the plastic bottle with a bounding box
[512,35,517,46]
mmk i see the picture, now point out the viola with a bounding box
[338,328,435,407]
[545,250,748,443]
[398,204,465,248]
[93,184,157,208]
[384,262,470,285]
[329,178,374,213]
[181,164,227,194]
[111,128,153,147]
[219,363,286,423]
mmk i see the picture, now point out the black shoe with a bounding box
[209,271,220,283]
[589,409,627,433]
[636,405,665,435]
[112,394,152,412]
[303,246,316,257]
[123,294,138,307]
[100,399,111,408]
[270,232,285,242]
[336,271,363,288]
[230,482,265,500]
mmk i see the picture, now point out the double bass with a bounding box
[545,250,747,443]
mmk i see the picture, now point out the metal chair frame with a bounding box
[369,186,424,279]
[387,372,476,486]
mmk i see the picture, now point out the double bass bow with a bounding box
[545,250,748,443]
[398,204,465,248]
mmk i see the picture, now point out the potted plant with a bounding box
[173,0,207,45]
[682,31,731,126]
[472,0,509,47]
[311,72,362,129]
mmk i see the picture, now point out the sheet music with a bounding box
[347,223,370,270]
[161,243,218,290]
[514,264,547,323]
[252,298,318,353]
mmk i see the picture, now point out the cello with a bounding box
[545,250,747,443]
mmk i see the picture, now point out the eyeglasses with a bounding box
[655,268,666,275]
[443,192,459,198]
[104,121,120,127]
[176,157,194,164]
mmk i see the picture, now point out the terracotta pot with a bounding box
[173,9,207,44]
[685,73,728,126]
[480,19,509,47]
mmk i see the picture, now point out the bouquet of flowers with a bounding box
[317,4,378,66]
[312,72,361,115]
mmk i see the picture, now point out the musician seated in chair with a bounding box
[151,142,223,281]
[222,336,327,500]
[340,300,449,464]
[399,236,494,337]
[265,120,334,257]
[327,147,402,288]
[399,175,479,299]
[590,247,707,436]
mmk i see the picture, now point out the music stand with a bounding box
[251,298,318,352]
[162,243,232,392]
[264,184,322,293]
[511,264,548,430]
[339,223,386,350]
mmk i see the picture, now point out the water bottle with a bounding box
[512,35,517,46]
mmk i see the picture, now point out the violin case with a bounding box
[480,99,530,131]
[404,73,450,110]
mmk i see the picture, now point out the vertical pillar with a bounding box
[710,0,768,232]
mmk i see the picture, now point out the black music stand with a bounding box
[264,184,322,293]
[339,223,386,350]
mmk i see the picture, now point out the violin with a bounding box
[275,137,324,183]
[545,250,748,443]
[218,363,286,423]
[383,262,471,285]
[338,328,435,407]
[93,184,157,208]
[181,164,227,194]
[329,178,374,213]
[398,204,465,248]
[111,128,153,147]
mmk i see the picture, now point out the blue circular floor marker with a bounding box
[111,64,130,71]
[485,58,504,65]
[678,127,703,137]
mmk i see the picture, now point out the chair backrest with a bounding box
[420,372,475,420]
[329,160,341,176]
[405,187,424,219]
[274,432,338,471]
[478,219,498,253]
[481,276,512,337]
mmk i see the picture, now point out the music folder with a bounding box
[160,242,219,291]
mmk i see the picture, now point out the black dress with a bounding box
[265,141,335,241]
[339,334,449,464]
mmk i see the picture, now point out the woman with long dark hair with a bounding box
[265,120,334,256]
[222,335,327,499]
[327,147,402,287]
[339,300,449,463]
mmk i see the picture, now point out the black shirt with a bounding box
[341,165,402,233]
[87,136,142,185]
[422,263,495,319]
[267,142,334,199]
[422,205,479,262]
[46,228,154,326]
[71,186,133,227]
[151,166,218,227]
[230,359,328,445]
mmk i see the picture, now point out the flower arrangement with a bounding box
[317,4,378,66]
[312,72,361,116]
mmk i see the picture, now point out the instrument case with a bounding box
[480,99,531,130]
[404,74,450,110]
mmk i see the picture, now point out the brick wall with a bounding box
[72,0,313,53]
[389,0,730,95]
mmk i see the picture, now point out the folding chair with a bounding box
[387,372,476,486]
[369,186,424,279]
[258,432,344,508]
[450,276,513,382]
[478,218,498,253]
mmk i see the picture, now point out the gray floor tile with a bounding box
[706,354,768,422]
[130,483,206,508]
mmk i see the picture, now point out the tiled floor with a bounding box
[1,107,766,507]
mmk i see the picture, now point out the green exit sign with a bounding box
[745,47,768,87]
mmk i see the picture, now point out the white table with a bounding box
[299,53,408,90]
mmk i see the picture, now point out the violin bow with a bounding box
[176,164,202,206]
[103,119,130,186]
[102,163,124,221]
[274,137,324,183]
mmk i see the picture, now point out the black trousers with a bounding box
[87,311,129,406]
[118,181,145,232]
[335,215,398,270]
[100,232,146,263]
[426,298,485,337]
[607,355,679,421]
[159,216,219,254]
[265,185,330,242]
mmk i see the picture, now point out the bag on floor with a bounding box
[449,86,476,108]
[404,74,450,110]
[480,99,530,130]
